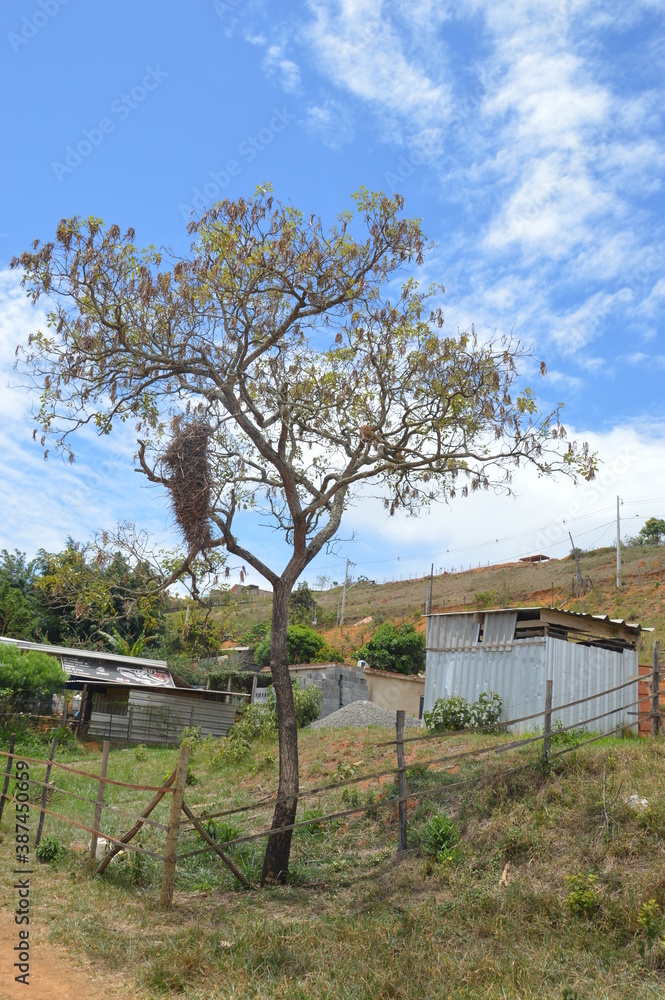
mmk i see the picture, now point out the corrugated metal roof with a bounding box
[424,606,647,635]
[0,635,169,668]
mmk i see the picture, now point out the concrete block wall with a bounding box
[296,665,370,718]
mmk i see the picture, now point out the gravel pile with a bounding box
[308,700,422,729]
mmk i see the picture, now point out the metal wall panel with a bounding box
[482,612,517,648]
[426,614,479,650]
[88,690,238,743]
[545,639,635,733]
[424,630,637,734]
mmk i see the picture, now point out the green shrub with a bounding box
[422,813,459,863]
[221,679,322,763]
[424,691,502,733]
[35,835,64,864]
[203,819,240,846]
[254,625,342,666]
[356,622,425,675]
[266,680,322,729]
[565,873,600,919]
[637,898,665,960]
[0,644,66,707]
[179,725,203,747]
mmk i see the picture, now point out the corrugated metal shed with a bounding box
[424,608,644,734]
[87,688,238,743]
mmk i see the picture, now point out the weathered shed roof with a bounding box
[425,607,648,653]
[0,636,174,687]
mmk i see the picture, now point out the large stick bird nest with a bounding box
[162,421,213,553]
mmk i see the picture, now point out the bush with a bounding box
[565,873,600,919]
[267,680,322,728]
[224,679,322,754]
[355,623,425,675]
[0,644,66,708]
[424,691,502,733]
[254,625,342,667]
[421,813,459,863]
[35,835,64,864]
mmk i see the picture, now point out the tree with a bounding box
[0,643,67,710]
[0,550,42,638]
[288,581,316,624]
[356,622,425,674]
[638,518,665,546]
[12,187,595,881]
[254,624,341,667]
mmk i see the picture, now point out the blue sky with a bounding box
[1,0,665,590]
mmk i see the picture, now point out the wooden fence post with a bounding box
[89,740,111,865]
[652,641,660,738]
[35,735,57,847]
[543,680,553,760]
[96,769,176,875]
[0,733,16,827]
[396,710,407,852]
[181,800,250,888]
[159,744,190,910]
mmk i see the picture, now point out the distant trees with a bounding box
[288,581,316,624]
[0,540,229,670]
[0,541,168,649]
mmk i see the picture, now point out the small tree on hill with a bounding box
[289,581,316,624]
[12,187,595,881]
[638,518,665,546]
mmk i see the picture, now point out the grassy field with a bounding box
[3,723,665,998]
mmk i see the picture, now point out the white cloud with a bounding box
[303,0,451,151]
[302,99,354,148]
[263,44,302,93]
[0,270,176,558]
[333,422,665,577]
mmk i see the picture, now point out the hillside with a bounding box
[221,544,665,662]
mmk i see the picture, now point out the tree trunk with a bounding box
[261,579,299,884]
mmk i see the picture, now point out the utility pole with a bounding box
[569,531,582,598]
[616,495,622,588]
[339,558,351,627]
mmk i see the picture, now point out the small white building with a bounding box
[424,607,646,734]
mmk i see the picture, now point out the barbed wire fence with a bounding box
[0,650,661,909]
